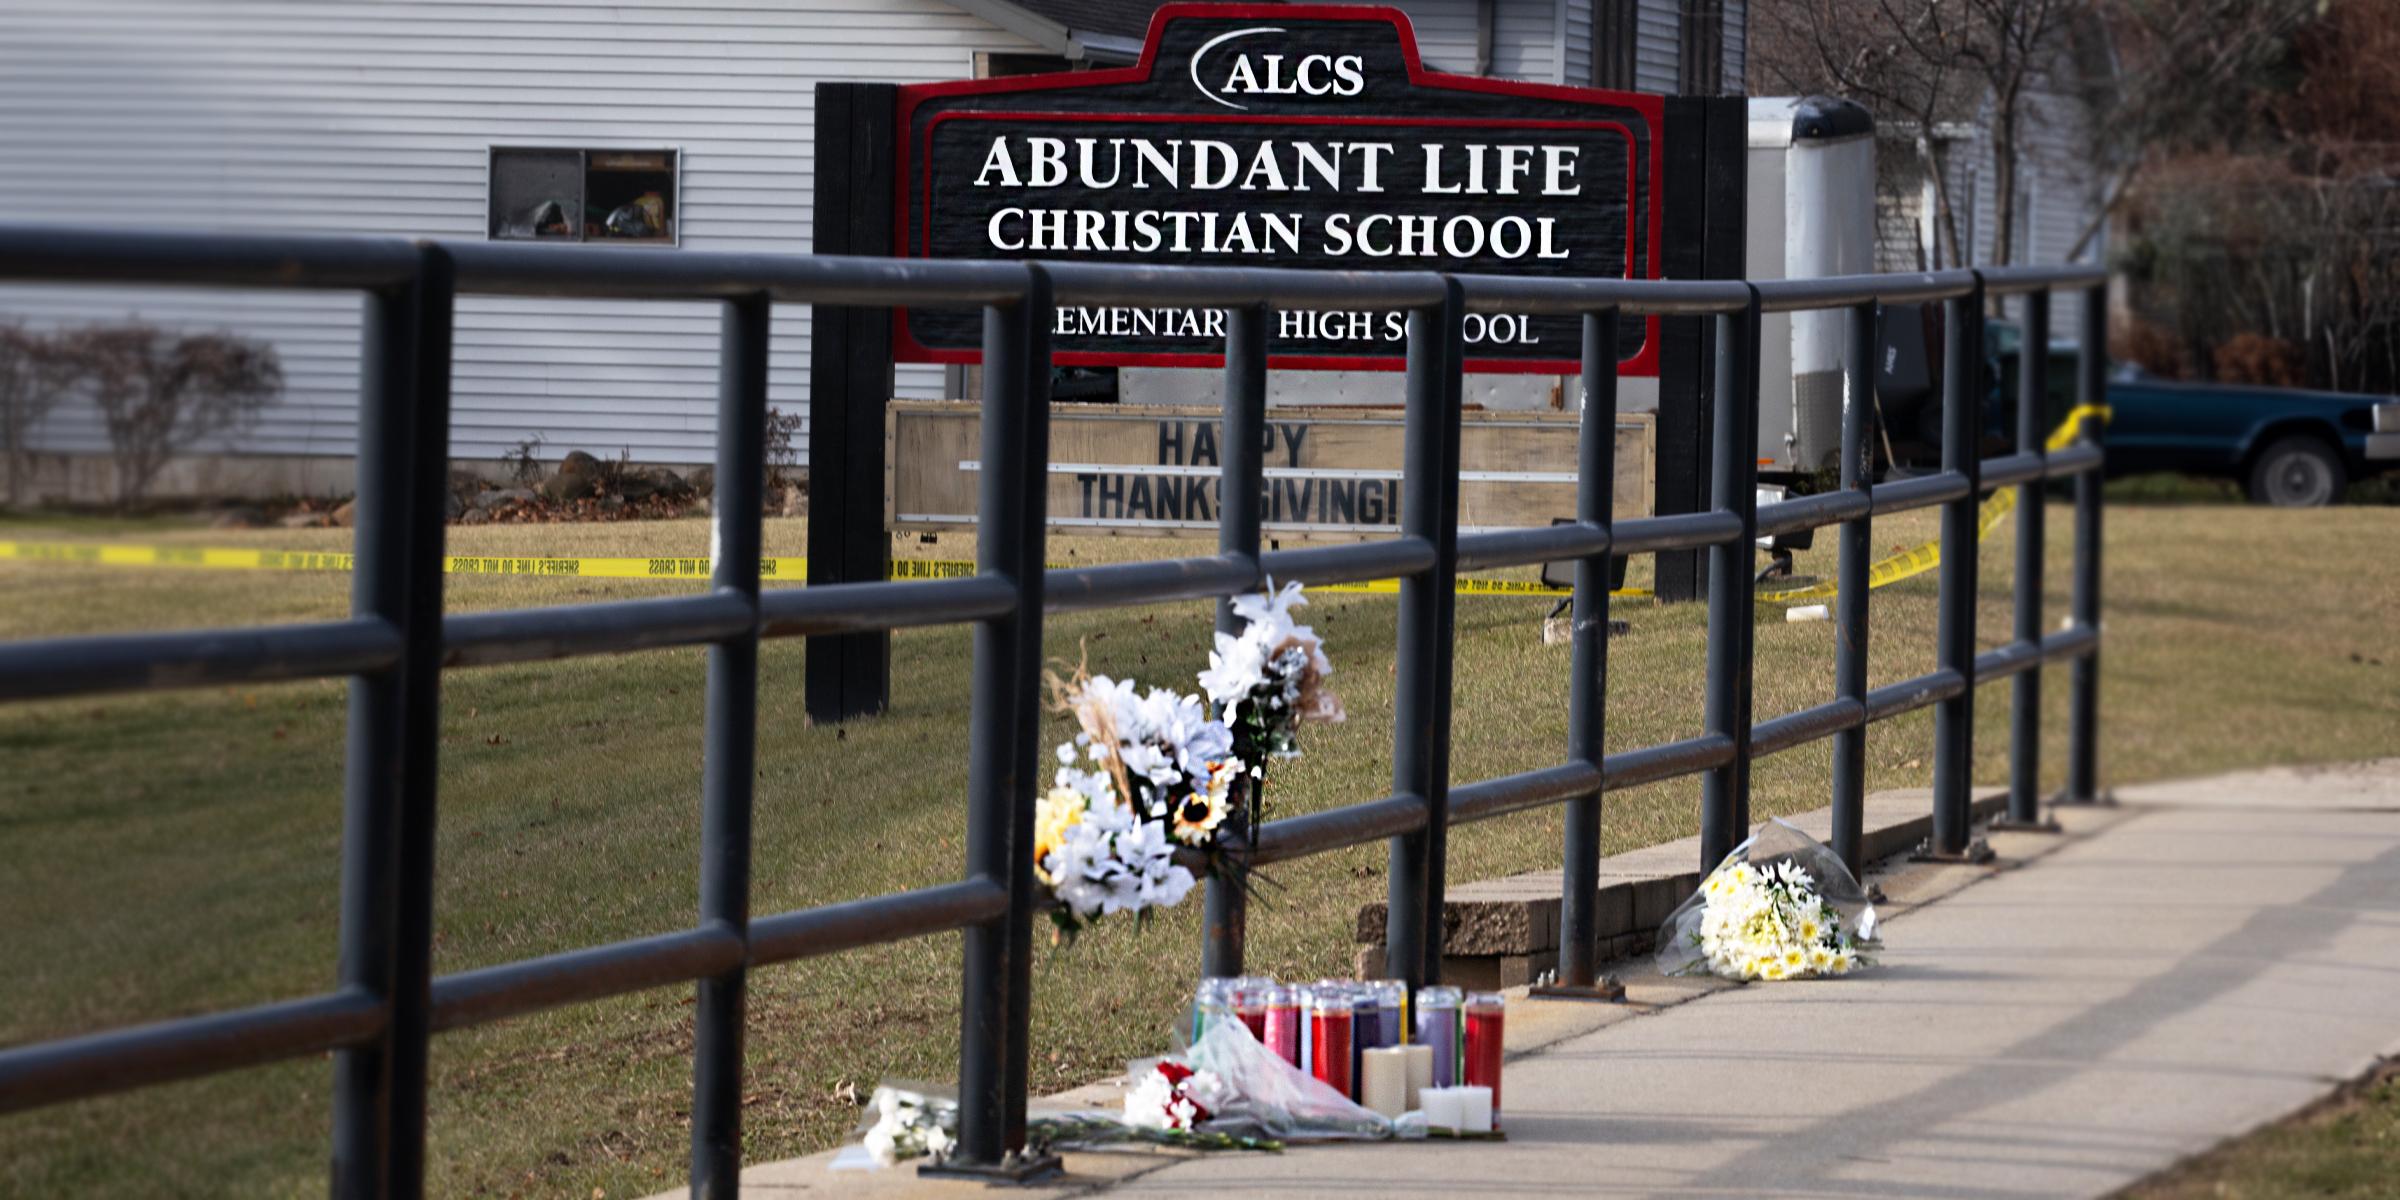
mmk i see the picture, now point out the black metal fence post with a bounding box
[332,269,419,1200]
[1000,266,1054,1156]
[690,293,769,1200]
[1558,308,1618,990]
[1386,283,1462,990]
[1419,280,1467,985]
[385,242,456,1200]
[1927,276,1988,860]
[1828,301,1876,876]
[2063,282,2109,805]
[2000,288,2059,832]
[952,286,1033,1171]
[1204,302,1268,980]
[1698,289,1760,871]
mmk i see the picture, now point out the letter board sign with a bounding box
[892,3,1664,375]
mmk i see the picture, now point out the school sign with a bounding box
[891,3,1665,374]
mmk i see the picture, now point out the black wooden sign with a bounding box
[892,3,1663,375]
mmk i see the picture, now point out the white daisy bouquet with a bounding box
[1657,818,1879,982]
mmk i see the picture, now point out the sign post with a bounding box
[809,82,899,723]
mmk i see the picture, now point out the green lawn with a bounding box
[2116,1062,2400,1200]
[2,492,2396,1198]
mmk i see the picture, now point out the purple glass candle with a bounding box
[1416,985,1462,1088]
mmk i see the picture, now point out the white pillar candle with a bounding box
[1459,1085,1494,1133]
[1400,1043,1433,1112]
[1360,1046,1409,1118]
[1421,1086,1465,1131]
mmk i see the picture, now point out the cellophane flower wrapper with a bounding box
[1178,1016,1426,1142]
[1656,817,1881,981]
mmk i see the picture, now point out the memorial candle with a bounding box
[1415,986,1462,1088]
[1401,1043,1433,1111]
[1192,977,1234,1043]
[1463,991,1505,1123]
[1310,988,1353,1098]
[1360,1046,1409,1117]
[1458,1085,1494,1133]
[1420,1086,1465,1132]
[1350,990,1375,1097]
[1263,985,1300,1065]
[1236,982,1268,1043]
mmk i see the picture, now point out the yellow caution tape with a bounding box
[4,405,2103,606]
[0,540,811,580]
[0,539,1656,598]
[1757,403,2109,605]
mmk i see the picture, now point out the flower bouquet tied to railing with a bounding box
[1034,580,1340,939]
[1657,818,1880,982]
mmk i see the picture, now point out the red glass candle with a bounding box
[1310,992,1353,1098]
[1238,990,1268,1042]
[1464,992,1505,1123]
[1264,986,1300,1065]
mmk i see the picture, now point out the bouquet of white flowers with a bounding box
[836,1072,1279,1170]
[1033,582,1339,940]
[1199,579,1344,771]
[853,1083,957,1168]
[1657,818,1879,982]
[1036,672,1228,936]
[1124,1058,1234,1131]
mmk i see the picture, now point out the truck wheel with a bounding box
[2247,436,2345,507]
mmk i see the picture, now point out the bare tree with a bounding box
[0,324,73,507]
[1955,0,2081,272]
[46,325,282,508]
[2069,0,2323,260]
[1752,0,1981,268]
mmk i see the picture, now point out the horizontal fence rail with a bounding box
[0,223,2108,1199]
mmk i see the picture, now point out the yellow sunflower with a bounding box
[1171,786,1230,846]
[1034,787,1086,884]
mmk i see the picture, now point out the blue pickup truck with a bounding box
[1878,307,2400,506]
[2100,368,2400,506]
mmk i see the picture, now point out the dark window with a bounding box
[976,52,1078,78]
[488,148,679,244]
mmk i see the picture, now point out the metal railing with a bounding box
[0,224,2108,1197]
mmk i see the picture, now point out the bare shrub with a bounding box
[2112,315,2188,379]
[765,406,804,491]
[46,325,282,508]
[0,323,73,506]
[504,433,546,485]
[2213,333,2307,387]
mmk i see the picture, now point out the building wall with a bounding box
[0,0,1050,478]
[1488,0,1561,82]
[1634,0,1680,95]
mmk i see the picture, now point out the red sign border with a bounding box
[891,2,1665,377]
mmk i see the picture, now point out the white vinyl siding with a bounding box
[1634,0,1678,95]
[1721,0,1745,94]
[1360,0,1480,75]
[1489,0,1558,82]
[1562,0,1592,88]
[0,0,1050,467]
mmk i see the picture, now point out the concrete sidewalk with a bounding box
[657,761,2400,1199]
[1095,760,2400,1198]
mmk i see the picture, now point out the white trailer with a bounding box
[1745,95,1876,478]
